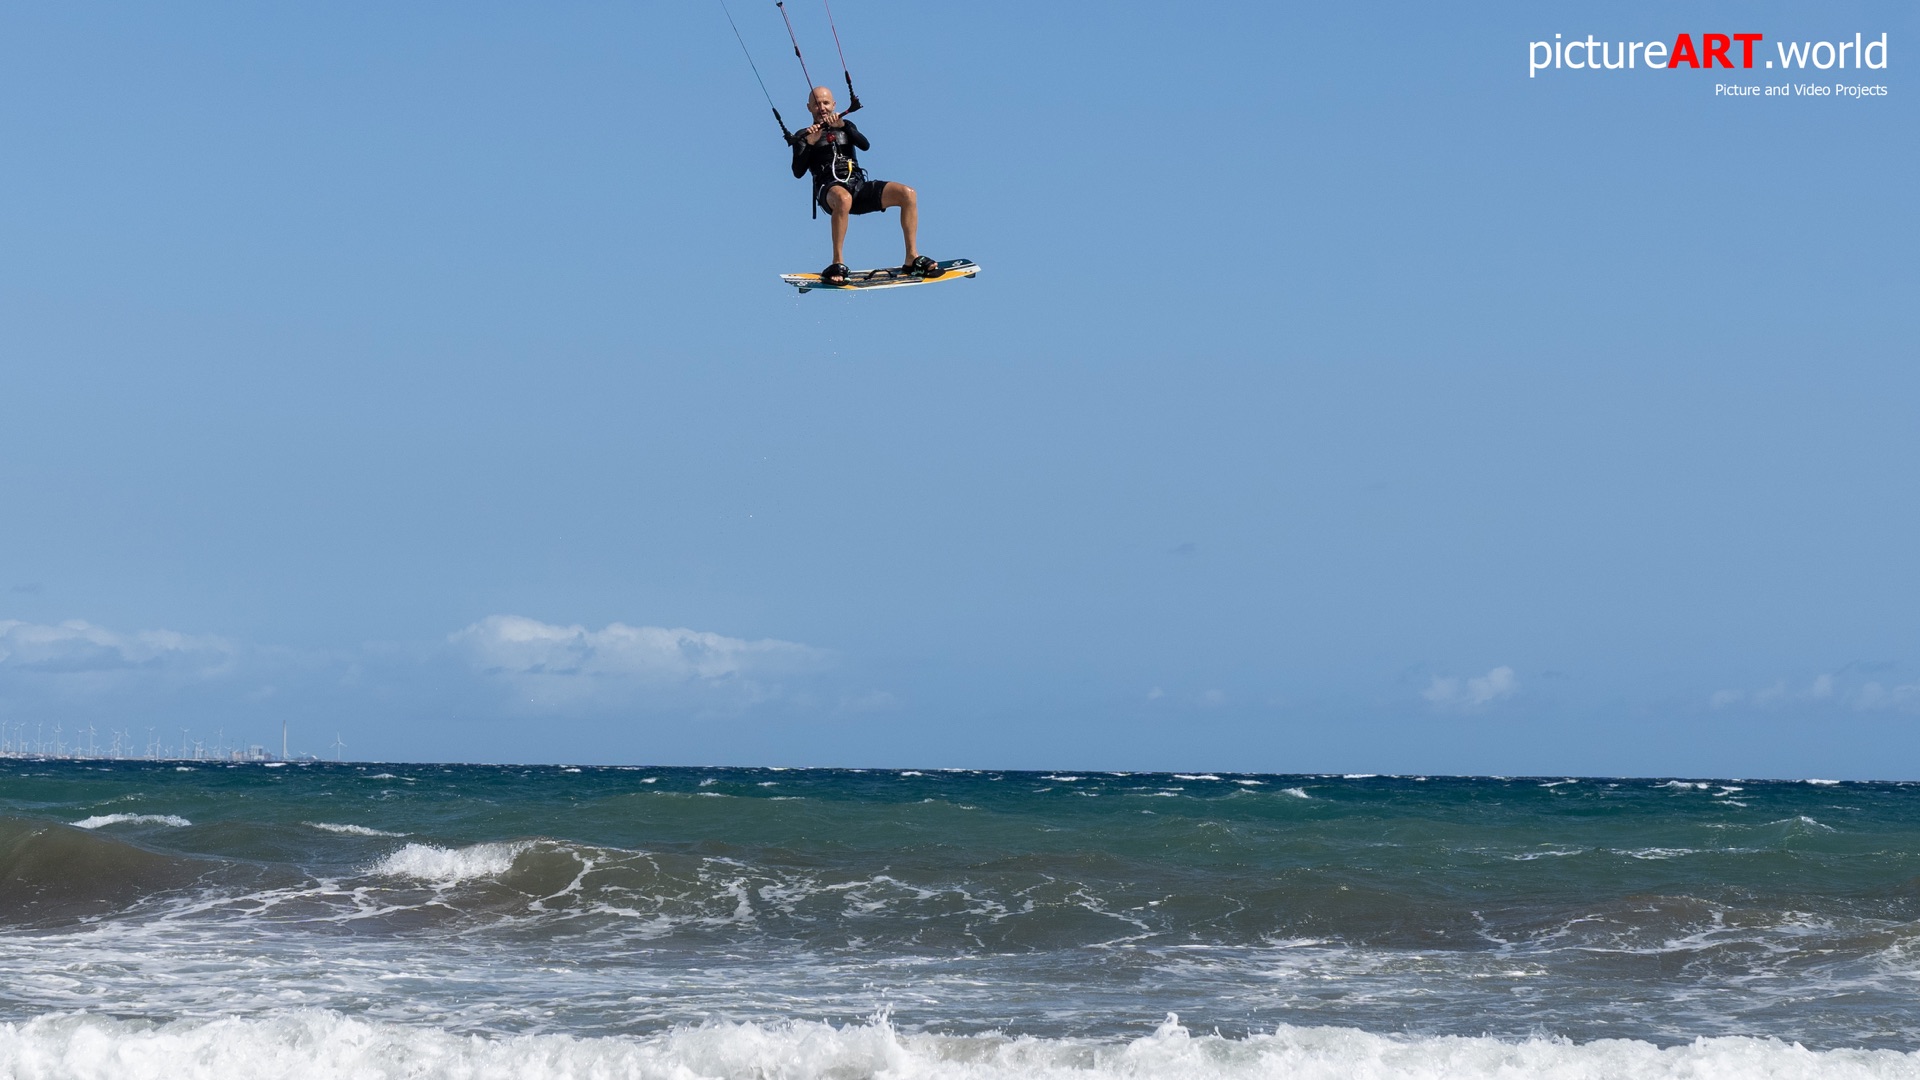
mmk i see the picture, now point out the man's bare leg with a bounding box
[881,183,919,263]
[824,186,853,270]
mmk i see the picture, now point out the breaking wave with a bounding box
[1,1011,1914,1080]
[11,765,1920,1052]
[373,841,528,883]
[68,814,191,829]
[0,817,209,924]
[304,821,406,837]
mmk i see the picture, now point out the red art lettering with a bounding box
[1669,33,1700,68]
[1703,34,1732,68]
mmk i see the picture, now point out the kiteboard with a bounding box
[781,258,979,294]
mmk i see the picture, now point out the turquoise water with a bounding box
[4,761,1920,1077]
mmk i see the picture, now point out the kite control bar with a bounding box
[778,1,861,116]
[722,0,866,146]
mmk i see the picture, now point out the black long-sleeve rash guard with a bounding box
[791,120,870,184]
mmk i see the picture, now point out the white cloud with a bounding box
[1709,674,1867,710]
[0,619,234,677]
[1856,682,1920,712]
[1424,666,1518,710]
[450,615,828,710]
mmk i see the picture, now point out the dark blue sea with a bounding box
[5,760,1920,1077]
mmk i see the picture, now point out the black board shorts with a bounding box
[818,178,892,216]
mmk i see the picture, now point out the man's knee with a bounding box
[891,183,917,208]
[824,188,853,214]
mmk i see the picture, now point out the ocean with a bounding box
[4,760,1920,1078]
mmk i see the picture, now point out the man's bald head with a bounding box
[807,86,836,120]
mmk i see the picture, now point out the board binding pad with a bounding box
[782,258,978,293]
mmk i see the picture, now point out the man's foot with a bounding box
[902,255,940,278]
[821,263,850,285]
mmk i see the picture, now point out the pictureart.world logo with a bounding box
[1527,32,1889,78]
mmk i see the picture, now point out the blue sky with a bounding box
[1,2,1915,775]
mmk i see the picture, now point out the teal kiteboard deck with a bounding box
[781,258,979,293]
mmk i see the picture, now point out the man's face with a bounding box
[808,89,835,121]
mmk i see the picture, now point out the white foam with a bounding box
[69,813,191,829]
[1,1011,1916,1080]
[373,841,526,883]
[1280,788,1310,799]
[305,821,406,838]
[1766,816,1838,832]
[1622,848,1697,860]
[1806,779,1842,786]
[1173,774,1222,781]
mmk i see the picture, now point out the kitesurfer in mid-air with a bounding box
[792,86,937,285]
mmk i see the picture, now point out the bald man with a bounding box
[790,86,937,285]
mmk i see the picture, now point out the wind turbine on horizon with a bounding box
[330,733,346,762]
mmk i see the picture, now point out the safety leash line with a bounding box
[775,2,817,93]
[820,0,862,114]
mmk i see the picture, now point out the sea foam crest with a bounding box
[69,813,191,829]
[3,1011,1918,1080]
[306,821,406,837]
[374,841,526,883]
